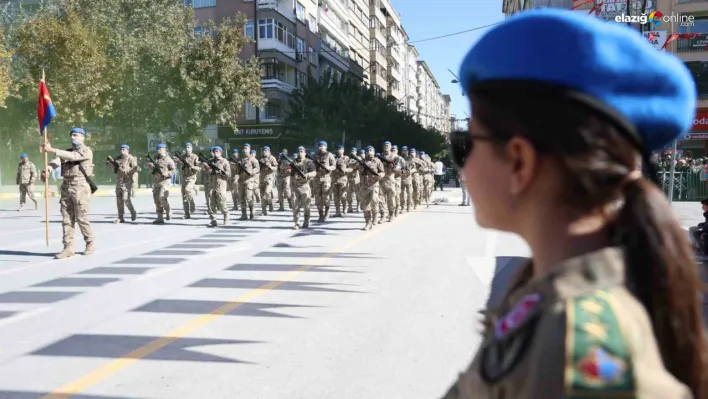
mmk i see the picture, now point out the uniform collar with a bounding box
[496,246,626,315]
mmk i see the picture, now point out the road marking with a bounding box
[0,306,51,328]
[41,216,404,399]
[466,231,498,288]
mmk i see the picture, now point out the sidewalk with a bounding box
[0,184,201,199]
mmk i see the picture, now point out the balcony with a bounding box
[257,0,296,22]
[347,57,365,79]
[675,0,708,14]
[388,65,401,82]
[322,0,349,23]
[261,78,295,94]
[319,7,349,48]
[318,38,349,72]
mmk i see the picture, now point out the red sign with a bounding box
[692,111,708,133]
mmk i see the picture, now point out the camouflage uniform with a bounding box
[276,156,293,211]
[290,155,316,229]
[393,152,405,215]
[410,153,424,209]
[49,144,95,258]
[150,154,175,223]
[179,152,200,218]
[16,160,38,210]
[358,155,385,230]
[259,153,278,215]
[228,153,241,211]
[332,153,352,217]
[113,154,138,222]
[400,154,413,212]
[346,153,360,213]
[424,156,435,203]
[311,151,336,222]
[378,151,400,222]
[238,154,260,220]
[205,156,231,227]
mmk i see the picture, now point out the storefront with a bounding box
[678,108,708,159]
[216,124,305,154]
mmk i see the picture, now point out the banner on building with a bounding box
[642,30,667,51]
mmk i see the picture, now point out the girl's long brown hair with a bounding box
[471,85,707,398]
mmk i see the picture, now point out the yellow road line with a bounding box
[41,217,401,399]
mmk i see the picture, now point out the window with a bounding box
[194,26,203,38]
[261,63,279,79]
[245,20,254,39]
[308,14,317,33]
[296,2,306,22]
[245,101,256,120]
[265,102,281,119]
[296,37,305,59]
[259,19,295,49]
[308,46,317,64]
[685,61,708,99]
[679,17,708,33]
[297,71,307,88]
[184,0,216,7]
[258,19,274,39]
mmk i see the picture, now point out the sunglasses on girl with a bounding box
[449,131,502,168]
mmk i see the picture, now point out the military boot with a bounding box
[324,206,331,220]
[288,199,293,210]
[183,211,191,220]
[362,212,372,231]
[33,201,38,210]
[190,202,196,214]
[130,210,137,221]
[262,205,268,216]
[249,206,255,220]
[55,246,74,259]
[239,209,248,221]
[278,201,285,212]
[83,241,95,256]
[165,209,172,220]
[303,211,310,228]
[114,217,125,224]
[17,204,23,212]
[268,202,274,213]
[153,213,165,224]
[207,219,218,227]
[223,213,229,226]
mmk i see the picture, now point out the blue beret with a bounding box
[297,146,305,151]
[420,151,426,155]
[459,9,696,152]
[250,150,256,154]
[410,148,417,152]
[366,145,374,150]
[318,141,327,147]
[156,143,167,149]
[120,144,129,150]
[263,146,271,150]
[243,143,251,148]
[351,147,357,151]
[232,148,238,153]
[70,127,85,135]
[20,153,27,159]
[185,142,192,147]
[359,149,365,153]
[392,145,398,150]
[337,145,344,149]
[401,146,408,150]
[383,141,391,145]
[213,146,223,153]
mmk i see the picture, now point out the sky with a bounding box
[390,0,505,130]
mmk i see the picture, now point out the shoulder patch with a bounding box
[564,290,635,397]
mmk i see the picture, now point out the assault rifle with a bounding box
[145,153,157,167]
[377,153,396,167]
[172,151,188,167]
[197,152,227,176]
[280,153,307,179]
[305,153,327,171]
[229,156,245,174]
[106,155,119,174]
[353,156,379,176]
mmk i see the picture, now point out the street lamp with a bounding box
[447,69,464,96]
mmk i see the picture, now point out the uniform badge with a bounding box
[494,292,541,339]
[577,347,626,385]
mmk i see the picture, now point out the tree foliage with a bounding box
[0,26,12,108]
[288,70,447,156]
[0,0,264,148]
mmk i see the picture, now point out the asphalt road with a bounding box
[0,188,530,399]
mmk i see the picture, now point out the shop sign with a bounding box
[691,112,708,133]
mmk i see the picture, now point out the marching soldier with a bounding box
[375,152,386,224]
[42,127,95,259]
[108,144,137,223]
[228,149,240,211]
[276,149,293,211]
[16,153,38,211]
[259,146,278,216]
[332,145,352,217]
[311,141,336,222]
[391,145,404,217]
[423,153,435,204]
[253,151,261,205]
[290,146,317,229]
[399,146,413,212]
[358,149,366,211]
[202,148,213,215]
[203,146,230,227]
[177,142,200,219]
[238,144,260,220]
[358,146,385,230]
[378,141,400,222]
[147,143,175,224]
[409,148,424,210]
[346,147,360,213]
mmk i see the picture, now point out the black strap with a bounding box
[78,164,98,193]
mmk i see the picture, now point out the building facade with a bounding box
[416,60,446,132]
[403,43,419,116]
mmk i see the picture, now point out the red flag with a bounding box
[37,80,57,135]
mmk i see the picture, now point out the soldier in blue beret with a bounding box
[147,143,175,225]
[444,9,704,399]
[259,145,278,215]
[276,148,293,211]
[16,152,37,211]
[177,141,200,219]
[346,147,361,213]
[399,146,413,212]
[109,143,138,224]
[312,141,336,222]
[41,127,95,258]
[236,144,260,220]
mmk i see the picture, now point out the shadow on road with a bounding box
[0,250,55,257]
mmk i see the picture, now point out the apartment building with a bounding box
[416,61,447,132]
[347,0,369,81]
[317,0,350,81]
[381,0,405,102]
[369,0,389,97]
[403,44,420,116]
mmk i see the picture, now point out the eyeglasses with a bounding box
[449,131,501,168]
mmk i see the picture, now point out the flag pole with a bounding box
[42,69,49,247]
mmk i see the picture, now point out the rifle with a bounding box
[305,153,327,171]
[106,155,119,174]
[145,153,157,166]
[198,152,227,176]
[173,151,189,168]
[353,156,379,176]
[377,153,396,167]
[280,153,307,179]
[229,156,245,174]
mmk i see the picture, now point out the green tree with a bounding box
[0,26,12,108]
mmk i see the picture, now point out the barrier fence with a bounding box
[658,171,708,201]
